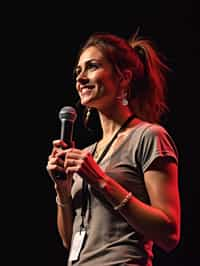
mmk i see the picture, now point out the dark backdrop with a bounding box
[13,2,198,266]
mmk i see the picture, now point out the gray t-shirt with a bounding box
[68,122,178,266]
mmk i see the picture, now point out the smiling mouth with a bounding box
[79,86,94,96]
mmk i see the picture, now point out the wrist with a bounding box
[99,176,132,211]
[56,195,72,208]
[54,183,71,197]
[96,174,109,190]
[113,192,132,211]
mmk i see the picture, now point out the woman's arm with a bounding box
[47,140,74,249]
[101,157,180,252]
[55,183,73,249]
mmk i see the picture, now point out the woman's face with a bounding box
[75,46,120,110]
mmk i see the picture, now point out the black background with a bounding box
[9,2,199,265]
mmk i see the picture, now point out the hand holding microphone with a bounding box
[47,106,77,181]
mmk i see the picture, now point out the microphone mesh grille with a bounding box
[59,106,77,122]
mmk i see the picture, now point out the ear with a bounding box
[120,69,132,88]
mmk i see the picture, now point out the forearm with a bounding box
[56,196,73,249]
[100,176,179,252]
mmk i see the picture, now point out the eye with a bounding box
[73,67,81,78]
[86,62,100,71]
[74,61,101,79]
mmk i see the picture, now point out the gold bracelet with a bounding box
[56,195,72,208]
[113,192,132,211]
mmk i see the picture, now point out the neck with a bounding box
[94,111,135,161]
[98,109,133,140]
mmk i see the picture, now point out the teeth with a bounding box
[82,88,91,93]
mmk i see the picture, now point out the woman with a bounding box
[47,32,181,266]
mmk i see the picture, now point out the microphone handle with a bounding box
[60,119,74,147]
[55,120,74,180]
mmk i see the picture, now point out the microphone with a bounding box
[59,106,77,146]
[55,106,77,180]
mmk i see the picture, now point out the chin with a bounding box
[80,97,96,107]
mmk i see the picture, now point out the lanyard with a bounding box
[80,114,136,231]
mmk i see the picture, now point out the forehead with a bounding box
[78,46,104,65]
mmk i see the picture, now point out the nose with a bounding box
[77,77,89,85]
[76,72,89,85]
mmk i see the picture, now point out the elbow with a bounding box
[155,218,180,253]
[60,233,72,250]
[62,239,71,250]
[161,233,180,253]
[158,223,180,253]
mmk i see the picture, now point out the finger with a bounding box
[48,149,66,162]
[65,148,82,160]
[47,163,65,173]
[47,163,66,181]
[53,139,68,148]
[64,158,77,168]
[51,140,68,156]
[51,156,65,168]
[65,165,80,176]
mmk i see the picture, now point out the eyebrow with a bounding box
[75,58,102,74]
[77,58,101,68]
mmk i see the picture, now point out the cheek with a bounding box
[94,71,117,97]
[96,85,105,98]
[100,76,117,95]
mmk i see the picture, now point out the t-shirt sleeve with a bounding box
[137,124,178,172]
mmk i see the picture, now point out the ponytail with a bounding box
[129,35,170,123]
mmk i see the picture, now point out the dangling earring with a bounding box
[120,90,128,106]
[116,90,128,106]
[84,107,91,128]
[122,91,128,106]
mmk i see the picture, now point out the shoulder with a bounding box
[141,123,171,139]
[127,120,175,144]
[141,123,177,152]
[127,120,166,139]
[137,122,176,148]
[138,122,178,160]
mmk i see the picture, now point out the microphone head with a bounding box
[59,106,77,122]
